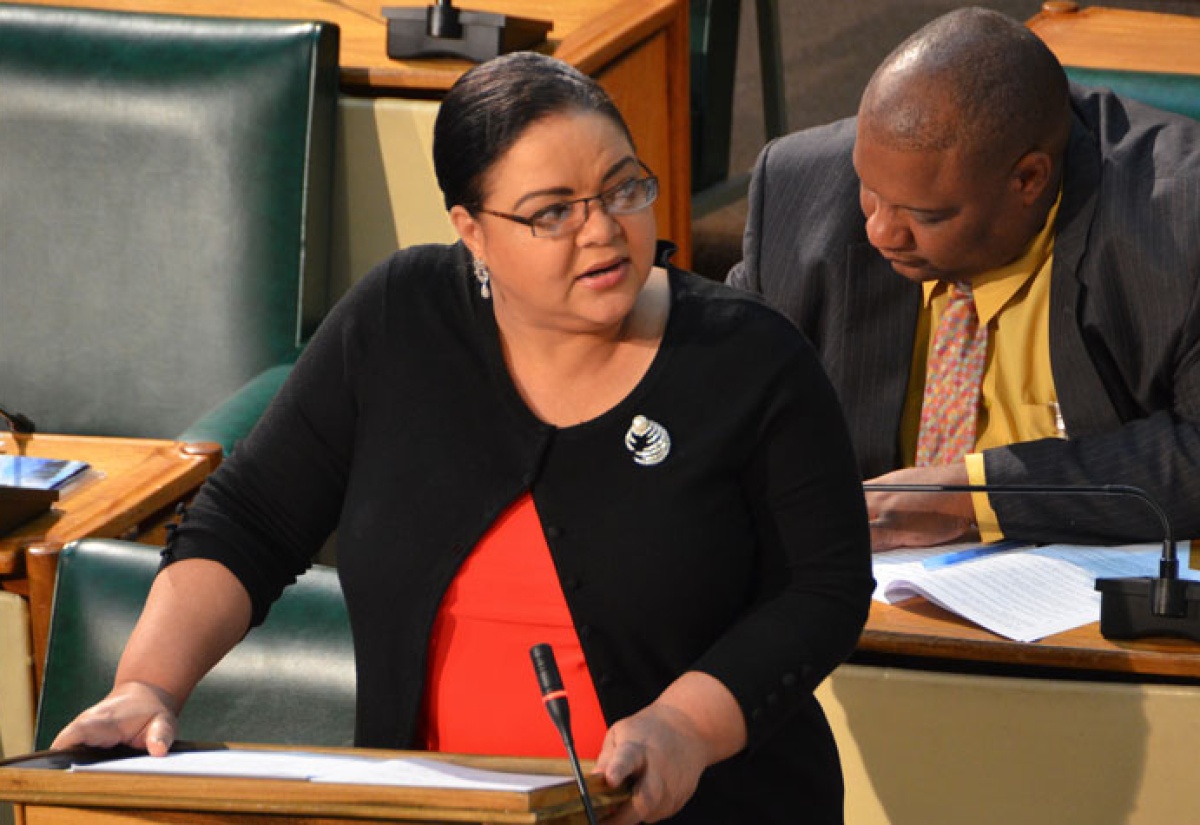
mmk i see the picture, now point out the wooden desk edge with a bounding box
[863,599,1200,681]
[1028,1,1200,75]
[0,744,629,822]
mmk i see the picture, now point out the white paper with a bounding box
[72,749,566,791]
[872,542,1199,642]
[311,757,567,790]
[871,543,985,604]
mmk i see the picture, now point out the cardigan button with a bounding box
[545,525,563,540]
[578,624,594,639]
[781,672,797,688]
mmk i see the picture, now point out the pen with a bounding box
[922,539,1029,570]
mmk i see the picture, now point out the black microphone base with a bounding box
[1096,576,1200,642]
[383,7,552,62]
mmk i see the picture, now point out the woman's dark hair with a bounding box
[433,51,634,211]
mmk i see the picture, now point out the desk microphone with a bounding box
[864,482,1200,642]
[0,404,35,434]
[529,643,599,825]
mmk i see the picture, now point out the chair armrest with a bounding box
[177,363,296,455]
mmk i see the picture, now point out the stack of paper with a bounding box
[873,541,1200,642]
[73,749,568,791]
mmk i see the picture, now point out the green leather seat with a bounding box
[0,4,340,455]
[34,539,355,751]
[1066,66,1200,123]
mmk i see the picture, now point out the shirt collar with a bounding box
[921,188,1063,325]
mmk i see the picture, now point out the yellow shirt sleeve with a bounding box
[965,452,1003,542]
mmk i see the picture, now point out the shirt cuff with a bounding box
[964,452,1004,543]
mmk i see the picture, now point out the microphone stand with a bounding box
[529,644,599,825]
[864,482,1200,642]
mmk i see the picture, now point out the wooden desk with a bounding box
[0,433,220,688]
[860,597,1200,682]
[0,744,627,824]
[17,0,693,270]
[1029,0,1200,75]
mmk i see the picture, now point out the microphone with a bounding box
[863,482,1200,642]
[427,0,462,38]
[0,404,35,435]
[529,643,599,825]
[383,0,551,63]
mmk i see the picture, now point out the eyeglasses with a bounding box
[478,162,659,238]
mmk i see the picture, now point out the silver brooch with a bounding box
[625,415,671,466]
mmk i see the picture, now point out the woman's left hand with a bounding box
[593,672,746,824]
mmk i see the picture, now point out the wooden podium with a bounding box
[0,744,627,824]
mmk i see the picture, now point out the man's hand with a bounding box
[865,464,978,551]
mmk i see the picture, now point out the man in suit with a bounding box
[728,7,1200,550]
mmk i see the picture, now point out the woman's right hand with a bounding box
[50,681,180,756]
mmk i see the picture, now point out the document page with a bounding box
[872,542,1199,642]
[72,749,568,791]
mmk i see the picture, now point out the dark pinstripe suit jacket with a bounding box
[729,85,1200,544]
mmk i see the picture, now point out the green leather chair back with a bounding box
[34,539,356,751]
[1066,66,1200,123]
[0,4,339,448]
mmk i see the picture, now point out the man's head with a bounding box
[852,7,1071,283]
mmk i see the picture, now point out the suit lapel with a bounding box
[1049,111,1124,437]
[832,242,920,477]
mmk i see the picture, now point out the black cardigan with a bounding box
[169,242,873,822]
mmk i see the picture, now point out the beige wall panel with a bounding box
[0,591,34,825]
[0,592,33,759]
[331,97,457,302]
[818,663,1200,824]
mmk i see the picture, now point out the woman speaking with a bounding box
[52,52,873,823]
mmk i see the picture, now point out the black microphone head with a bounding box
[530,643,564,696]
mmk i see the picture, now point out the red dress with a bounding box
[421,493,607,758]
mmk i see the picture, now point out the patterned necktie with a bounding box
[915,282,988,466]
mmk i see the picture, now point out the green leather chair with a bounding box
[34,539,356,751]
[0,4,340,455]
[1066,66,1200,123]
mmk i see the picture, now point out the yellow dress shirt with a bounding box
[900,194,1064,541]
